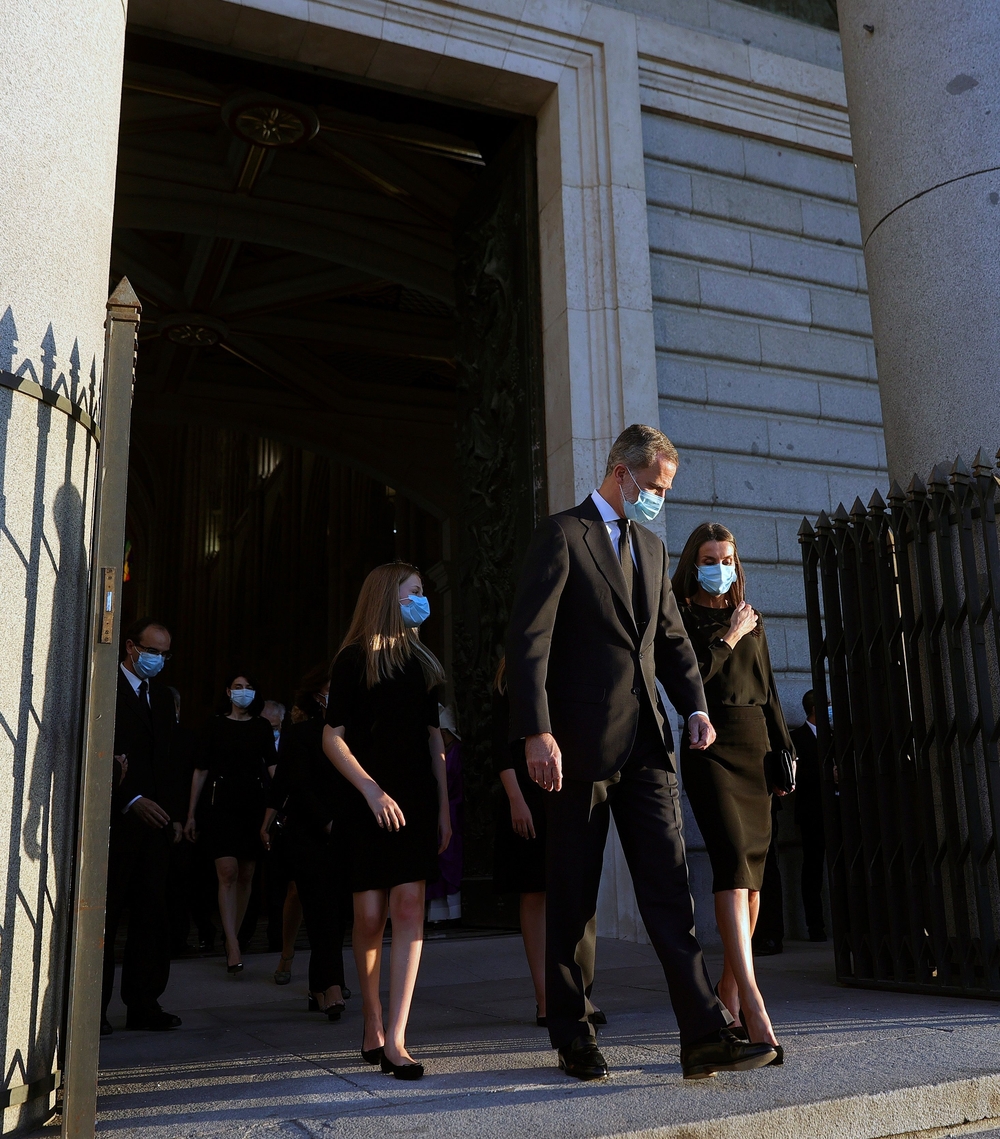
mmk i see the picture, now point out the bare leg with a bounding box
[234,860,256,938]
[384,881,426,1066]
[714,889,777,1046]
[277,880,302,975]
[717,889,760,1018]
[353,889,388,1052]
[215,857,241,967]
[520,892,546,1016]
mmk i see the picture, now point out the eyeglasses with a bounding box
[136,644,173,661]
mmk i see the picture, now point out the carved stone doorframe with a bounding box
[129,0,661,510]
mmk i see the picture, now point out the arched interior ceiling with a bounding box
[115,32,519,516]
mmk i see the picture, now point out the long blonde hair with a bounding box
[339,562,446,690]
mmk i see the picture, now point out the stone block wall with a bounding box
[637,112,884,943]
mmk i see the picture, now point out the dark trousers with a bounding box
[544,706,727,1049]
[753,797,784,949]
[289,827,351,992]
[102,821,172,1017]
[800,821,826,934]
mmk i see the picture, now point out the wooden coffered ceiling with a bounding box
[114,33,517,513]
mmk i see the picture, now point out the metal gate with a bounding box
[799,453,1000,996]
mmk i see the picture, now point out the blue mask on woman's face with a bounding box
[696,563,738,596]
[621,468,664,523]
[230,688,255,709]
[400,594,430,628]
[134,650,165,679]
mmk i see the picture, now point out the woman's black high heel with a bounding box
[361,1028,384,1065]
[739,1009,783,1064]
[535,1004,547,1028]
[380,1053,424,1080]
[714,983,748,1040]
[227,961,243,976]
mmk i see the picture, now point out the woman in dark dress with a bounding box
[673,522,794,1057]
[185,673,275,974]
[323,562,451,1080]
[262,663,352,1020]
[491,659,547,1022]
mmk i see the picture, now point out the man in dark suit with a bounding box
[791,689,827,941]
[506,424,776,1080]
[101,617,185,1033]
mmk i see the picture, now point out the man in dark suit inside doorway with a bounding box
[791,689,828,942]
[505,424,777,1080]
[101,617,185,1034]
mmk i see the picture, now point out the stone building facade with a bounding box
[0,0,900,1130]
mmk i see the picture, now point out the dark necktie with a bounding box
[617,519,643,626]
[137,679,152,725]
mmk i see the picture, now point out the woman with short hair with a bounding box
[323,562,451,1080]
[672,522,794,1062]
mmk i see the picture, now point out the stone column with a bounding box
[0,2,126,1132]
[838,2,1000,480]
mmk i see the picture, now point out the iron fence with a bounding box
[800,452,1000,996]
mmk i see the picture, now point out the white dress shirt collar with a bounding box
[120,661,142,695]
[806,720,817,736]
[591,489,621,524]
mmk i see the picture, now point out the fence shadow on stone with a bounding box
[799,452,1000,997]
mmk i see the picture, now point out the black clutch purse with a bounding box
[765,748,796,795]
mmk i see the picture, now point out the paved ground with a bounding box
[51,937,1000,1137]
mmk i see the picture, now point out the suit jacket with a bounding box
[112,668,185,825]
[505,496,708,781]
[791,722,822,826]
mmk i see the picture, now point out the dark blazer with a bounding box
[791,721,822,826]
[112,667,185,824]
[505,496,708,781]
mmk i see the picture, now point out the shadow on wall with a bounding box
[0,306,97,1133]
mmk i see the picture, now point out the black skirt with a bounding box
[492,765,547,895]
[681,705,771,892]
[203,778,265,862]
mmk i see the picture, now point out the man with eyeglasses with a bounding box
[101,617,186,1034]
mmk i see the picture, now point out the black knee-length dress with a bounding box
[198,714,276,861]
[491,687,547,895]
[326,644,441,892]
[679,604,793,893]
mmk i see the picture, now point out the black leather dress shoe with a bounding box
[125,1008,182,1031]
[680,1029,777,1080]
[557,1036,608,1080]
[100,1018,113,1037]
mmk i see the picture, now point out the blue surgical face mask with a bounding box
[696,563,738,596]
[134,651,165,680]
[400,594,430,628]
[230,688,256,709]
[621,468,664,523]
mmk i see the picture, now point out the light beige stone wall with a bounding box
[0,1,126,1130]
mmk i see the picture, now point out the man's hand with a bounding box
[172,821,184,844]
[688,713,716,751]
[526,733,563,792]
[113,753,128,786]
[130,796,171,829]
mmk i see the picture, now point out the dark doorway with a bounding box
[113,31,544,916]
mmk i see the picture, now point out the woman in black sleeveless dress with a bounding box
[185,673,274,975]
[323,562,450,1080]
[673,522,794,1059]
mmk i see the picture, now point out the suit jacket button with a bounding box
[631,687,639,695]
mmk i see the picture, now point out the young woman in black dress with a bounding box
[673,523,794,1058]
[262,664,352,1019]
[185,674,275,974]
[323,563,450,1080]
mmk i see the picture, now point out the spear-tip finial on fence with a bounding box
[950,456,972,485]
[973,448,993,478]
[831,502,851,527]
[798,517,815,542]
[928,463,950,489]
[869,487,887,513]
[816,509,832,532]
[907,473,927,499]
[887,479,906,505]
[850,496,867,523]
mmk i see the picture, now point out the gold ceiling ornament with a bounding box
[223,93,320,148]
